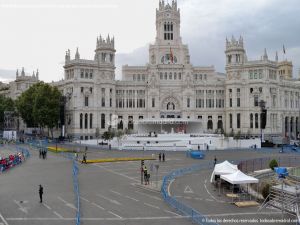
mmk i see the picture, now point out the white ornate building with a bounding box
[21,0,300,142]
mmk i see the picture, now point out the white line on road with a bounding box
[53,211,63,219]
[80,196,90,203]
[125,195,139,202]
[93,164,139,182]
[204,211,282,217]
[204,179,222,203]
[108,211,122,219]
[135,191,162,201]
[164,210,181,216]
[144,203,160,209]
[0,213,8,225]
[110,190,122,196]
[57,196,77,210]
[168,179,175,196]
[91,202,105,210]
[96,194,122,206]
[205,199,214,202]
[42,203,52,210]
[13,200,28,214]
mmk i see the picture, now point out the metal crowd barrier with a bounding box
[161,163,219,225]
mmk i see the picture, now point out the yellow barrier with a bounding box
[82,157,156,164]
[47,146,74,153]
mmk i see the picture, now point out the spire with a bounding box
[65,49,70,62]
[36,69,39,80]
[21,67,25,76]
[75,47,80,60]
[32,71,35,77]
[263,48,268,60]
[275,51,278,62]
[16,69,19,77]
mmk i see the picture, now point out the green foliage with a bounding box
[269,159,278,171]
[261,183,270,200]
[0,95,15,128]
[102,131,115,140]
[16,82,62,129]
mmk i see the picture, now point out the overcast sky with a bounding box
[0,0,300,83]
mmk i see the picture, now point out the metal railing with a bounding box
[161,163,219,225]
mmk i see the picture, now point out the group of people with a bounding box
[158,152,166,162]
[39,148,47,159]
[0,152,25,172]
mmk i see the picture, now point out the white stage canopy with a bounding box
[220,170,259,184]
[210,160,238,183]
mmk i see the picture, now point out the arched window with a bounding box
[118,120,123,130]
[207,120,213,130]
[80,113,83,129]
[128,116,134,130]
[84,113,88,129]
[250,113,253,128]
[255,113,258,128]
[101,114,105,129]
[90,113,93,129]
[167,102,175,110]
[217,120,223,130]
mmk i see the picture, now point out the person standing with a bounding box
[39,185,44,203]
[82,153,87,164]
[143,166,148,185]
[162,153,165,162]
[158,153,161,162]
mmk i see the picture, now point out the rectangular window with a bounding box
[237,113,240,129]
[110,98,112,107]
[254,96,259,107]
[102,98,105,107]
[229,114,232,129]
[237,98,240,107]
[230,98,232,107]
[81,87,84,93]
[152,98,155,108]
[85,96,89,107]
[187,98,190,108]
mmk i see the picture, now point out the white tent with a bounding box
[210,160,238,183]
[221,170,258,184]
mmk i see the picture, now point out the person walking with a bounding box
[39,185,44,203]
[143,166,148,185]
[162,153,165,162]
[82,153,87,164]
[214,156,217,166]
[158,153,161,162]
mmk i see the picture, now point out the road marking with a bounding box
[135,191,162,201]
[96,194,122,205]
[110,190,122,196]
[185,196,192,199]
[144,203,160,209]
[13,200,28,214]
[168,179,175,196]
[125,195,139,202]
[6,216,188,221]
[57,196,77,210]
[53,211,63,219]
[204,211,282,217]
[93,164,139,182]
[205,198,214,202]
[42,203,52,210]
[91,202,105,210]
[80,196,90,203]
[0,213,9,225]
[164,210,181,216]
[204,179,222,203]
[108,211,122,219]
[184,185,194,194]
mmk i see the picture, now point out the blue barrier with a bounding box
[161,163,219,225]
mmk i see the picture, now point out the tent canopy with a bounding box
[221,170,258,184]
[210,160,238,182]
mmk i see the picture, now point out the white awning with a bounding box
[221,170,259,184]
[210,160,239,183]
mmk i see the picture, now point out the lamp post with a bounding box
[259,100,267,145]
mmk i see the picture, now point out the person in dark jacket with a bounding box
[39,185,44,203]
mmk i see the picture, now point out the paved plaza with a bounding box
[0,145,299,225]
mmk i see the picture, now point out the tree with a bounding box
[16,82,62,137]
[269,159,278,171]
[0,95,15,129]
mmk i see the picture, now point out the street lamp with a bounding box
[259,100,267,144]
